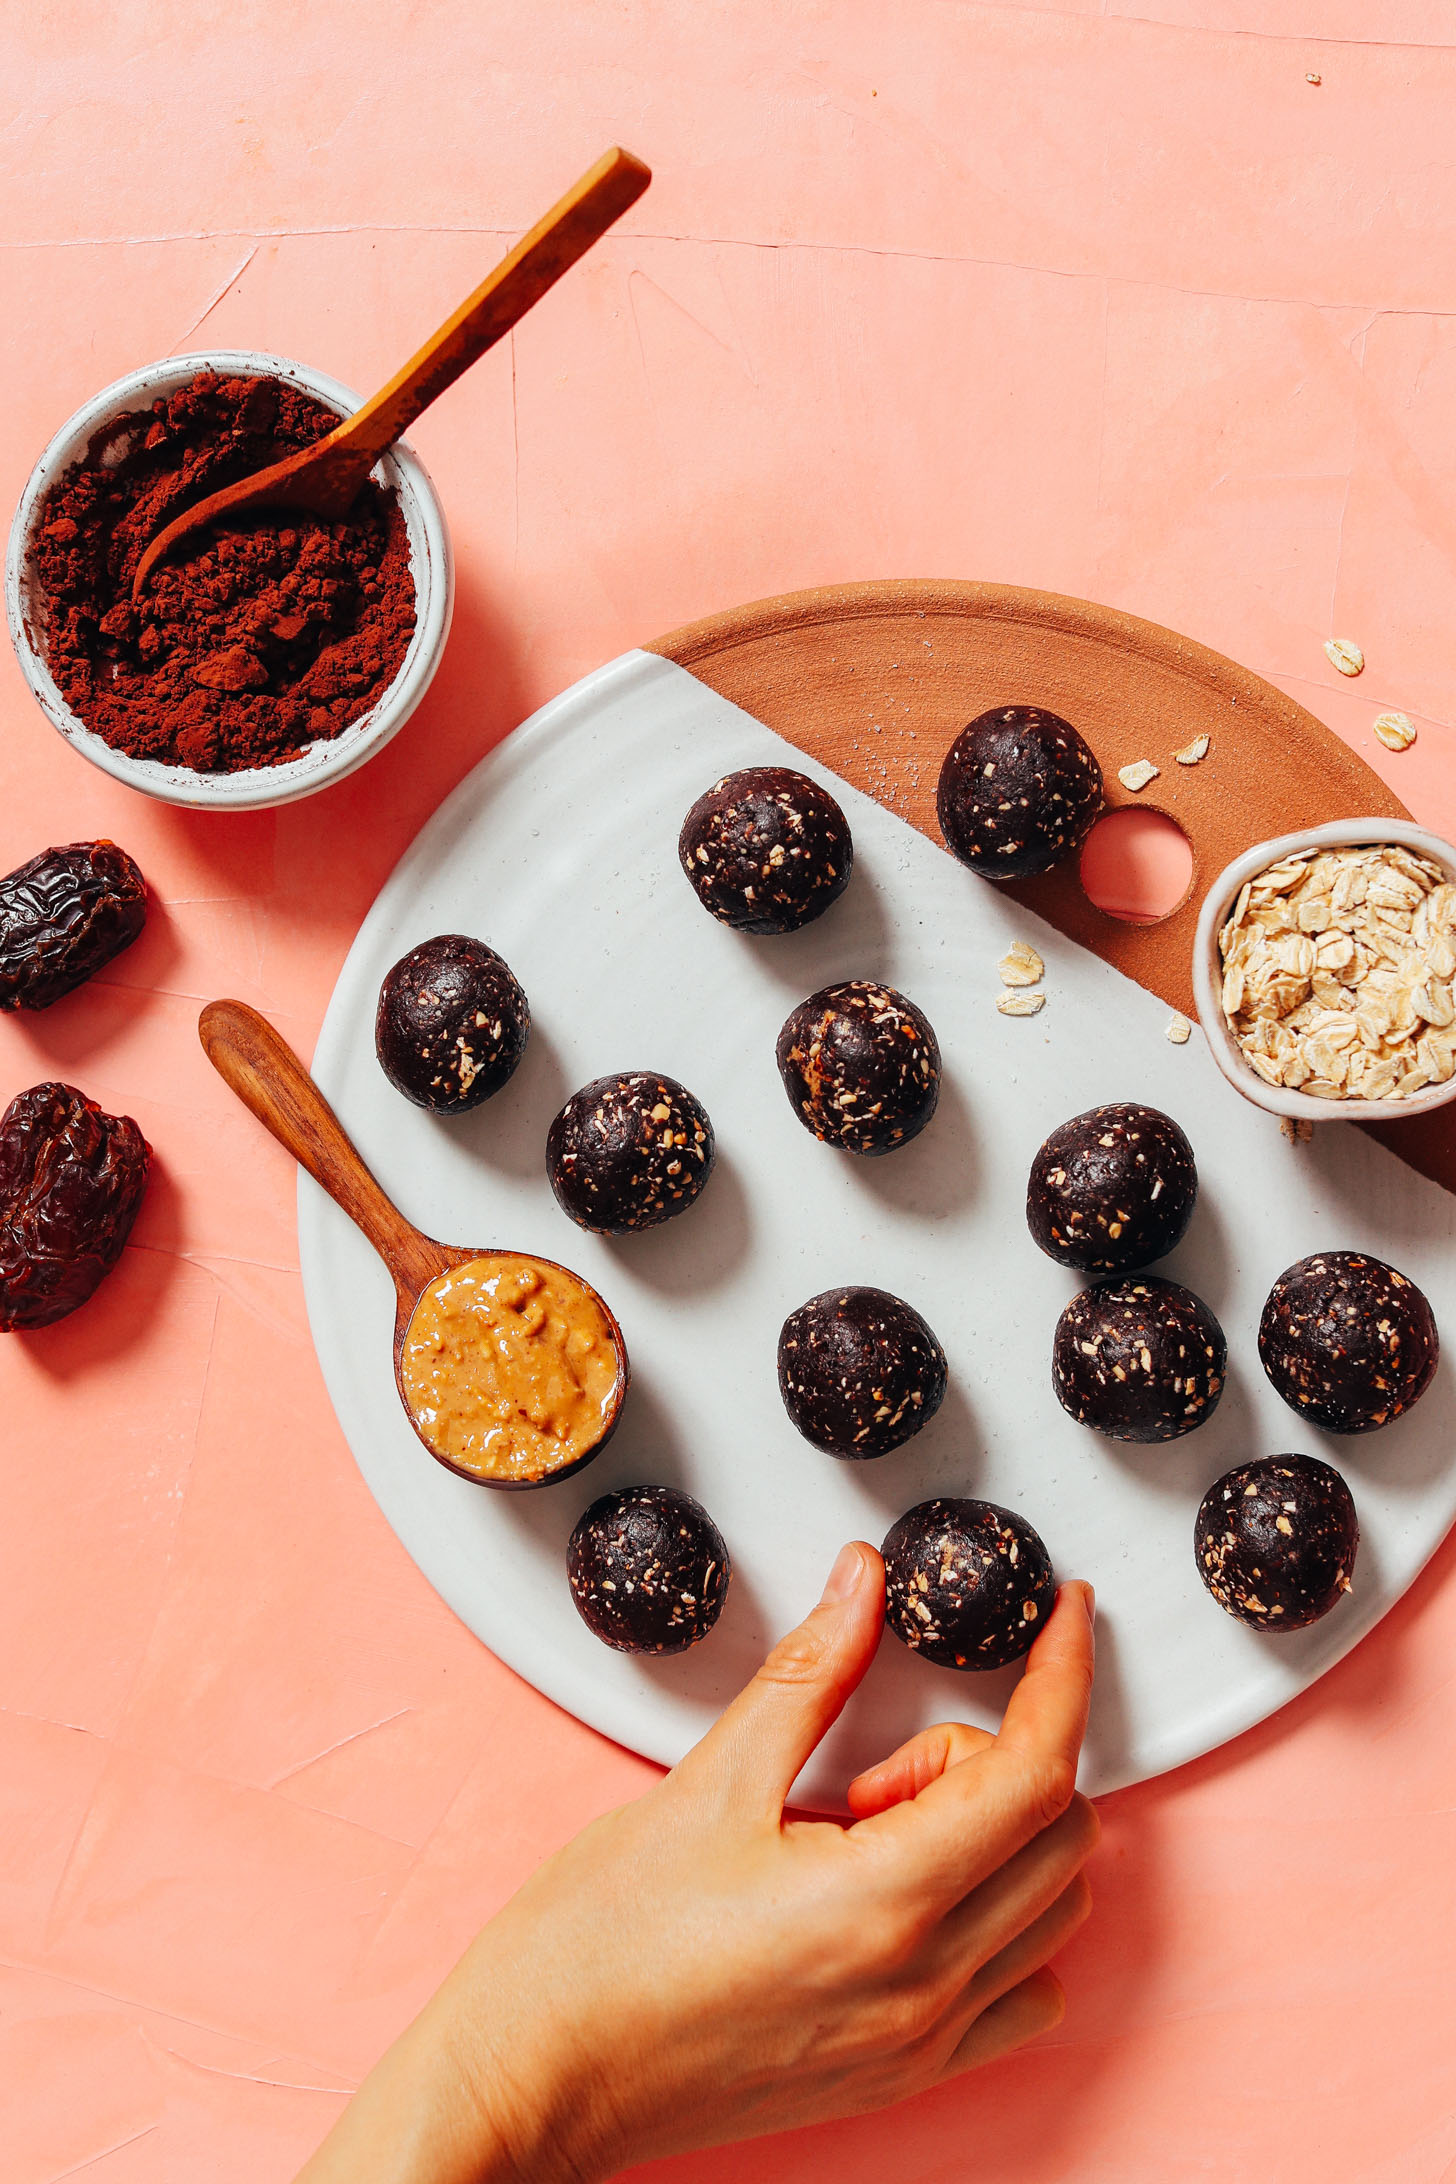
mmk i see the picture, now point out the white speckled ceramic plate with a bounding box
[301,649,1456,1806]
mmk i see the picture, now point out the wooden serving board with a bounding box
[305,641,1456,1799]
[647,578,1454,1195]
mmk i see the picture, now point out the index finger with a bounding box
[994,1577,1095,1775]
[853,1581,1095,1913]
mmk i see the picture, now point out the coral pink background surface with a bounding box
[5,7,1456,2178]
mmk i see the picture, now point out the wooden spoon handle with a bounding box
[322,145,650,489]
[198,999,439,1297]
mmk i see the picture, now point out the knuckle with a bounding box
[1025,1754,1078,1831]
[857,1902,918,1974]
[1029,1967,1067,2030]
[757,1619,829,1690]
[1061,1790,1101,1859]
[934,1721,987,1770]
[885,1984,943,2051]
[1065,1870,1094,1929]
[1077,1790,1103,1850]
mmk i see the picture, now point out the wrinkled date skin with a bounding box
[0,1082,151,1330]
[0,841,147,1010]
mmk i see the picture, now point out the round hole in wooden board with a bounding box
[646,577,1455,1198]
[1080,806,1194,925]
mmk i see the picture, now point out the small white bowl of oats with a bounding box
[1193,819,1456,1126]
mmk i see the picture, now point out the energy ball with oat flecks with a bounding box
[547,1072,714,1234]
[778,1286,947,1459]
[375,935,529,1113]
[1053,1275,1226,1442]
[1027,1102,1198,1274]
[1258,1250,1438,1434]
[937,705,1103,879]
[1196,1455,1358,1631]
[568,1484,731,1654]
[776,979,940,1156]
[678,766,853,934]
[882,1498,1056,1671]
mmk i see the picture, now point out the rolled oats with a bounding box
[996,989,1045,1017]
[1324,637,1365,677]
[1118,760,1160,793]
[1175,735,1210,766]
[1414,978,1455,1027]
[1217,841,1456,1102]
[998,941,1045,987]
[1165,1012,1193,1044]
[1373,710,1416,753]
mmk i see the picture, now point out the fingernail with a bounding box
[822,1542,864,1603]
[1080,1581,1096,1622]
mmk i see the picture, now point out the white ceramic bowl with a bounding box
[1192,816,1456,1125]
[4,349,453,810]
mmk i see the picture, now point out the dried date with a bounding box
[0,1082,151,1329]
[0,840,147,1010]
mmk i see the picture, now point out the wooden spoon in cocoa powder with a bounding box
[133,146,650,597]
[199,1000,629,1491]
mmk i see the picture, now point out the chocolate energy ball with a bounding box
[1027,1102,1198,1274]
[568,1484,731,1654]
[882,1498,1056,1671]
[376,934,529,1113]
[678,765,853,934]
[1196,1456,1359,1632]
[778,1286,947,1459]
[547,1071,714,1234]
[775,979,940,1156]
[1053,1275,1226,1442]
[1258,1251,1438,1434]
[937,705,1104,879]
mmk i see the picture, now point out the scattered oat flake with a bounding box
[996,990,1046,1018]
[1118,760,1160,793]
[1280,1115,1314,1143]
[1174,735,1210,766]
[1373,711,1416,753]
[1305,70,1321,84]
[1324,637,1364,677]
[998,941,1044,987]
[1165,1012,1193,1044]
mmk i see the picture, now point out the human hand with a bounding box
[298,1543,1097,2184]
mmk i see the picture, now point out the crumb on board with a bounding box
[998,940,1045,987]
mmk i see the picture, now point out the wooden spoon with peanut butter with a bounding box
[199,999,628,1489]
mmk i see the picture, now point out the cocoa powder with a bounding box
[27,372,416,774]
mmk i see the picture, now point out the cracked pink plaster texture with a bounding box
[2,6,1456,2179]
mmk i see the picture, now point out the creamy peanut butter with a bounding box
[400,1255,620,1483]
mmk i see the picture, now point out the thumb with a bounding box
[678,1541,885,1819]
